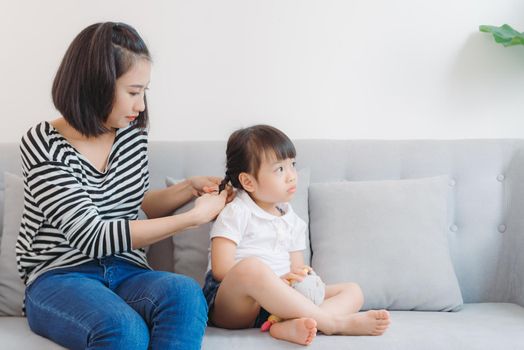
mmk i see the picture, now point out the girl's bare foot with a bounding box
[319,309,390,336]
[269,317,318,345]
[338,309,391,336]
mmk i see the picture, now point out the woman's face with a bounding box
[105,58,151,130]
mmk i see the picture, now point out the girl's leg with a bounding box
[25,270,149,350]
[212,257,373,336]
[269,318,318,345]
[321,283,365,316]
[211,257,319,345]
[320,283,391,336]
[211,257,321,329]
[116,271,207,350]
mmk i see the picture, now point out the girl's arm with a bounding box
[210,237,238,281]
[280,251,310,283]
[290,251,306,271]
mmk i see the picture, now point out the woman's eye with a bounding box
[276,166,284,172]
[292,161,296,167]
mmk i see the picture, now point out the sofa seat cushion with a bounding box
[2,303,522,349]
[202,303,524,350]
[0,317,65,349]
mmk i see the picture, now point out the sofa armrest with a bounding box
[495,230,524,307]
[492,150,524,307]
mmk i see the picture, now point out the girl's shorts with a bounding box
[202,270,270,328]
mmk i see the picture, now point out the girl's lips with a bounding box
[126,116,137,121]
[287,186,297,193]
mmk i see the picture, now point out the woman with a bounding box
[17,22,229,349]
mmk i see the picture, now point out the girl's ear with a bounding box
[238,172,256,193]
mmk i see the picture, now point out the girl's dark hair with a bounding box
[52,22,151,137]
[219,125,296,193]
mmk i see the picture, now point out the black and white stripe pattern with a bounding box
[17,121,150,286]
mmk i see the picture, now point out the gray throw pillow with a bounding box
[0,172,25,316]
[168,168,311,286]
[309,175,463,311]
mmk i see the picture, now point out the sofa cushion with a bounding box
[1,303,522,350]
[309,175,463,311]
[202,303,524,350]
[0,172,25,316]
[169,168,310,286]
[0,317,66,349]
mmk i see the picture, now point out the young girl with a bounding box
[204,125,391,346]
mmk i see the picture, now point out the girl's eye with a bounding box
[130,92,140,96]
[276,166,284,172]
[292,161,296,167]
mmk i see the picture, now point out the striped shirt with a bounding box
[16,121,151,286]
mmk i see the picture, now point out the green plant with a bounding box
[479,24,524,47]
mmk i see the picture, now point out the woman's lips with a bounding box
[287,186,297,193]
[126,116,137,121]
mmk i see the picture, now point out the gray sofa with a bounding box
[1,140,524,349]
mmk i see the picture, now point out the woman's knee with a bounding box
[153,273,207,314]
[89,310,149,349]
[155,273,202,299]
[148,273,208,341]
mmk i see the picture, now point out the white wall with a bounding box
[2,0,524,142]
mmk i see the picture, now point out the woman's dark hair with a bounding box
[218,125,296,193]
[52,22,151,137]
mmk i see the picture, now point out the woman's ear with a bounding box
[238,172,256,193]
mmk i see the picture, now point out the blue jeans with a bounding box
[25,256,207,350]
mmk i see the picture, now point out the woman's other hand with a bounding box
[189,176,236,203]
[189,176,221,196]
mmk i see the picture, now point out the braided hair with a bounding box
[218,173,231,193]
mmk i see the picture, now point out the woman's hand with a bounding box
[190,190,228,225]
[189,176,236,203]
[189,176,221,196]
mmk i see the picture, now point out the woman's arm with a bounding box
[210,237,238,281]
[141,179,194,219]
[131,190,228,249]
[141,176,224,219]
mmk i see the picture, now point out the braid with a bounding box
[218,173,231,194]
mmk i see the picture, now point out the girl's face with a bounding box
[105,58,151,130]
[249,152,298,205]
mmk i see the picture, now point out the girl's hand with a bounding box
[292,265,313,275]
[190,190,228,225]
[280,266,311,285]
